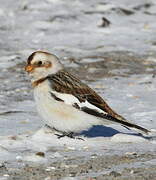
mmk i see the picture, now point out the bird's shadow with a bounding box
[79,125,151,140]
[80,125,120,137]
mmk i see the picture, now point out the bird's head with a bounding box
[25,51,63,82]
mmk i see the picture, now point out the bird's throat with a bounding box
[32,77,48,87]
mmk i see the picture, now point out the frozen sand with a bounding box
[0,0,156,179]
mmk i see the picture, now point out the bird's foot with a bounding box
[75,137,85,141]
[55,132,74,139]
[55,132,84,141]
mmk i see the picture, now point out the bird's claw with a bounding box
[55,132,84,141]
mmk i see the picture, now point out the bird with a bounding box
[25,51,150,139]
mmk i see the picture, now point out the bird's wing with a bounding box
[47,70,149,134]
[48,70,120,117]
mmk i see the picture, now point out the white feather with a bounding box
[51,91,106,114]
[34,80,111,133]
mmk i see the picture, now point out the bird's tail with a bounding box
[81,106,150,134]
[103,113,150,135]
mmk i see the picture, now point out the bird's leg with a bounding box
[55,133,65,139]
[75,137,85,141]
[67,132,75,138]
[55,132,74,139]
[55,132,84,141]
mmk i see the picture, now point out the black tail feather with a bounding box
[81,107,150,134]
[103,114,150,134]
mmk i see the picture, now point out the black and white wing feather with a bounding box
[47,70,150,134]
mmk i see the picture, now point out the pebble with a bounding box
[83,146,89,150]
[3,174,9,177]
[130,170,134,174]
[125,152,137,156]
[45,166,56,171]
[109,171,121,177]
[66,147,75,150]
[16,156,23,161]
[44,177,51,180]
[50,152,62,158]
[60,162,69,168]
[35,152,45,157]
[91,154,97,159]
[54,152,62,157]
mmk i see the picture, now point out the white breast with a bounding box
[33,80,103,133]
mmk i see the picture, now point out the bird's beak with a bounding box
[25,65,34,73]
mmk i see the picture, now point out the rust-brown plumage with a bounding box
[32,77,48,87]
[27,51,52,65]
[26,51,150,135]
[48,70,125,120]
[46,70,150,134]
[32,69,150,134]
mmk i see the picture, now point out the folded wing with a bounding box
[47,70,150,134]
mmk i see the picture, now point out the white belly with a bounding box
[34,81,101,133]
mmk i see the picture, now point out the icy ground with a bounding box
[0,0,156,57]
[0,74,156,179]
[0,0,156,179]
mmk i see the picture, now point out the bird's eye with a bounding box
[38,61,42,65]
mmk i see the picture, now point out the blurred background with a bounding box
[0,1,156,179]
[1,0,156,56]
[0,0,156,135]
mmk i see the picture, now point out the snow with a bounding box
[0,112,155,166]
[23,154,47,163]
[0,74,156,166]
[0,0,156,177]
[110,133,148,143]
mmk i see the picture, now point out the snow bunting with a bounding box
[25,51,150,138]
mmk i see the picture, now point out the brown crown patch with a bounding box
[27,51,52,64]
[27,52,36,64]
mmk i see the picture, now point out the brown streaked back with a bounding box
[47,69,128,123]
